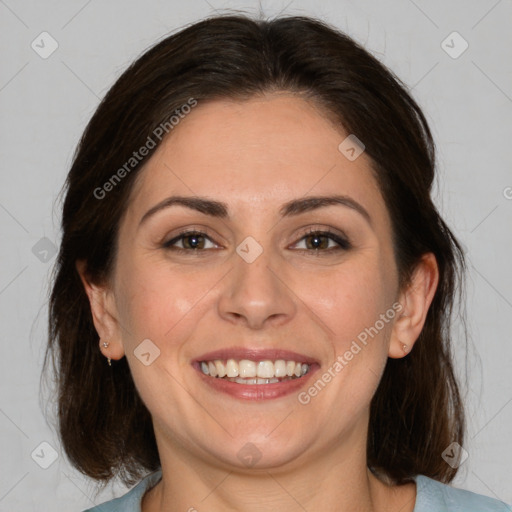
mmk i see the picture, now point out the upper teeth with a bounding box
[200,359,309,379]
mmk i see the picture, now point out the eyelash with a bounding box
[162,228,352,255]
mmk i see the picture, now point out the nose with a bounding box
[217,244,297,330]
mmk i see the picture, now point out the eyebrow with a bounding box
[139,194,372,226]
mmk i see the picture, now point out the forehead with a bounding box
[125,93,386,224]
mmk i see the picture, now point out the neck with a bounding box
[142,425,416,512]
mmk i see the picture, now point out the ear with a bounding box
[76,260,125,361]
[389,252,439,358]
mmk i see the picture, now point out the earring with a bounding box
[101,341,112,366]
[401,343,409,353]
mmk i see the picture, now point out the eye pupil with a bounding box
[184,233,204,249]
[307,234,328,250]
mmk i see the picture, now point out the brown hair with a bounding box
[45,14,466,487]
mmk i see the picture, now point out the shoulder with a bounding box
[414,474,511,512]
[82,470,162,512]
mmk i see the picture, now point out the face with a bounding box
[105,93,402,472]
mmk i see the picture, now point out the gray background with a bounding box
[0,0,511,510]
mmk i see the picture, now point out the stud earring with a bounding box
[101,341,112,366]
[401,343,409,353]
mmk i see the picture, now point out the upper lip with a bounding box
[194,347,319,365]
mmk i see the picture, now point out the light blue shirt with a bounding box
[83,469,511,511]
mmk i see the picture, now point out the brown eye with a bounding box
[163,231,217,251]
[293,230,351,252]
[304,233,331,250]
[180,233,206,250]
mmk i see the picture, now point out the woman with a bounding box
[45,14,511,512]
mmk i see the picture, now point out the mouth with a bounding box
[192,348,319,400]
[199,358,309,384]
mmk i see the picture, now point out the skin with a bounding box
[79,93,438,512]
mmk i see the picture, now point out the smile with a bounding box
[200,358,310,384]
[193,347,319,400]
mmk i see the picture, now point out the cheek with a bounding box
[304,257,397,409]
[301,257,394,349]
[298,269,395,421]
[114,255,221,349]
[113,261,209,408]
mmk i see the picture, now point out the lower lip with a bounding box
[193,363,319,400]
